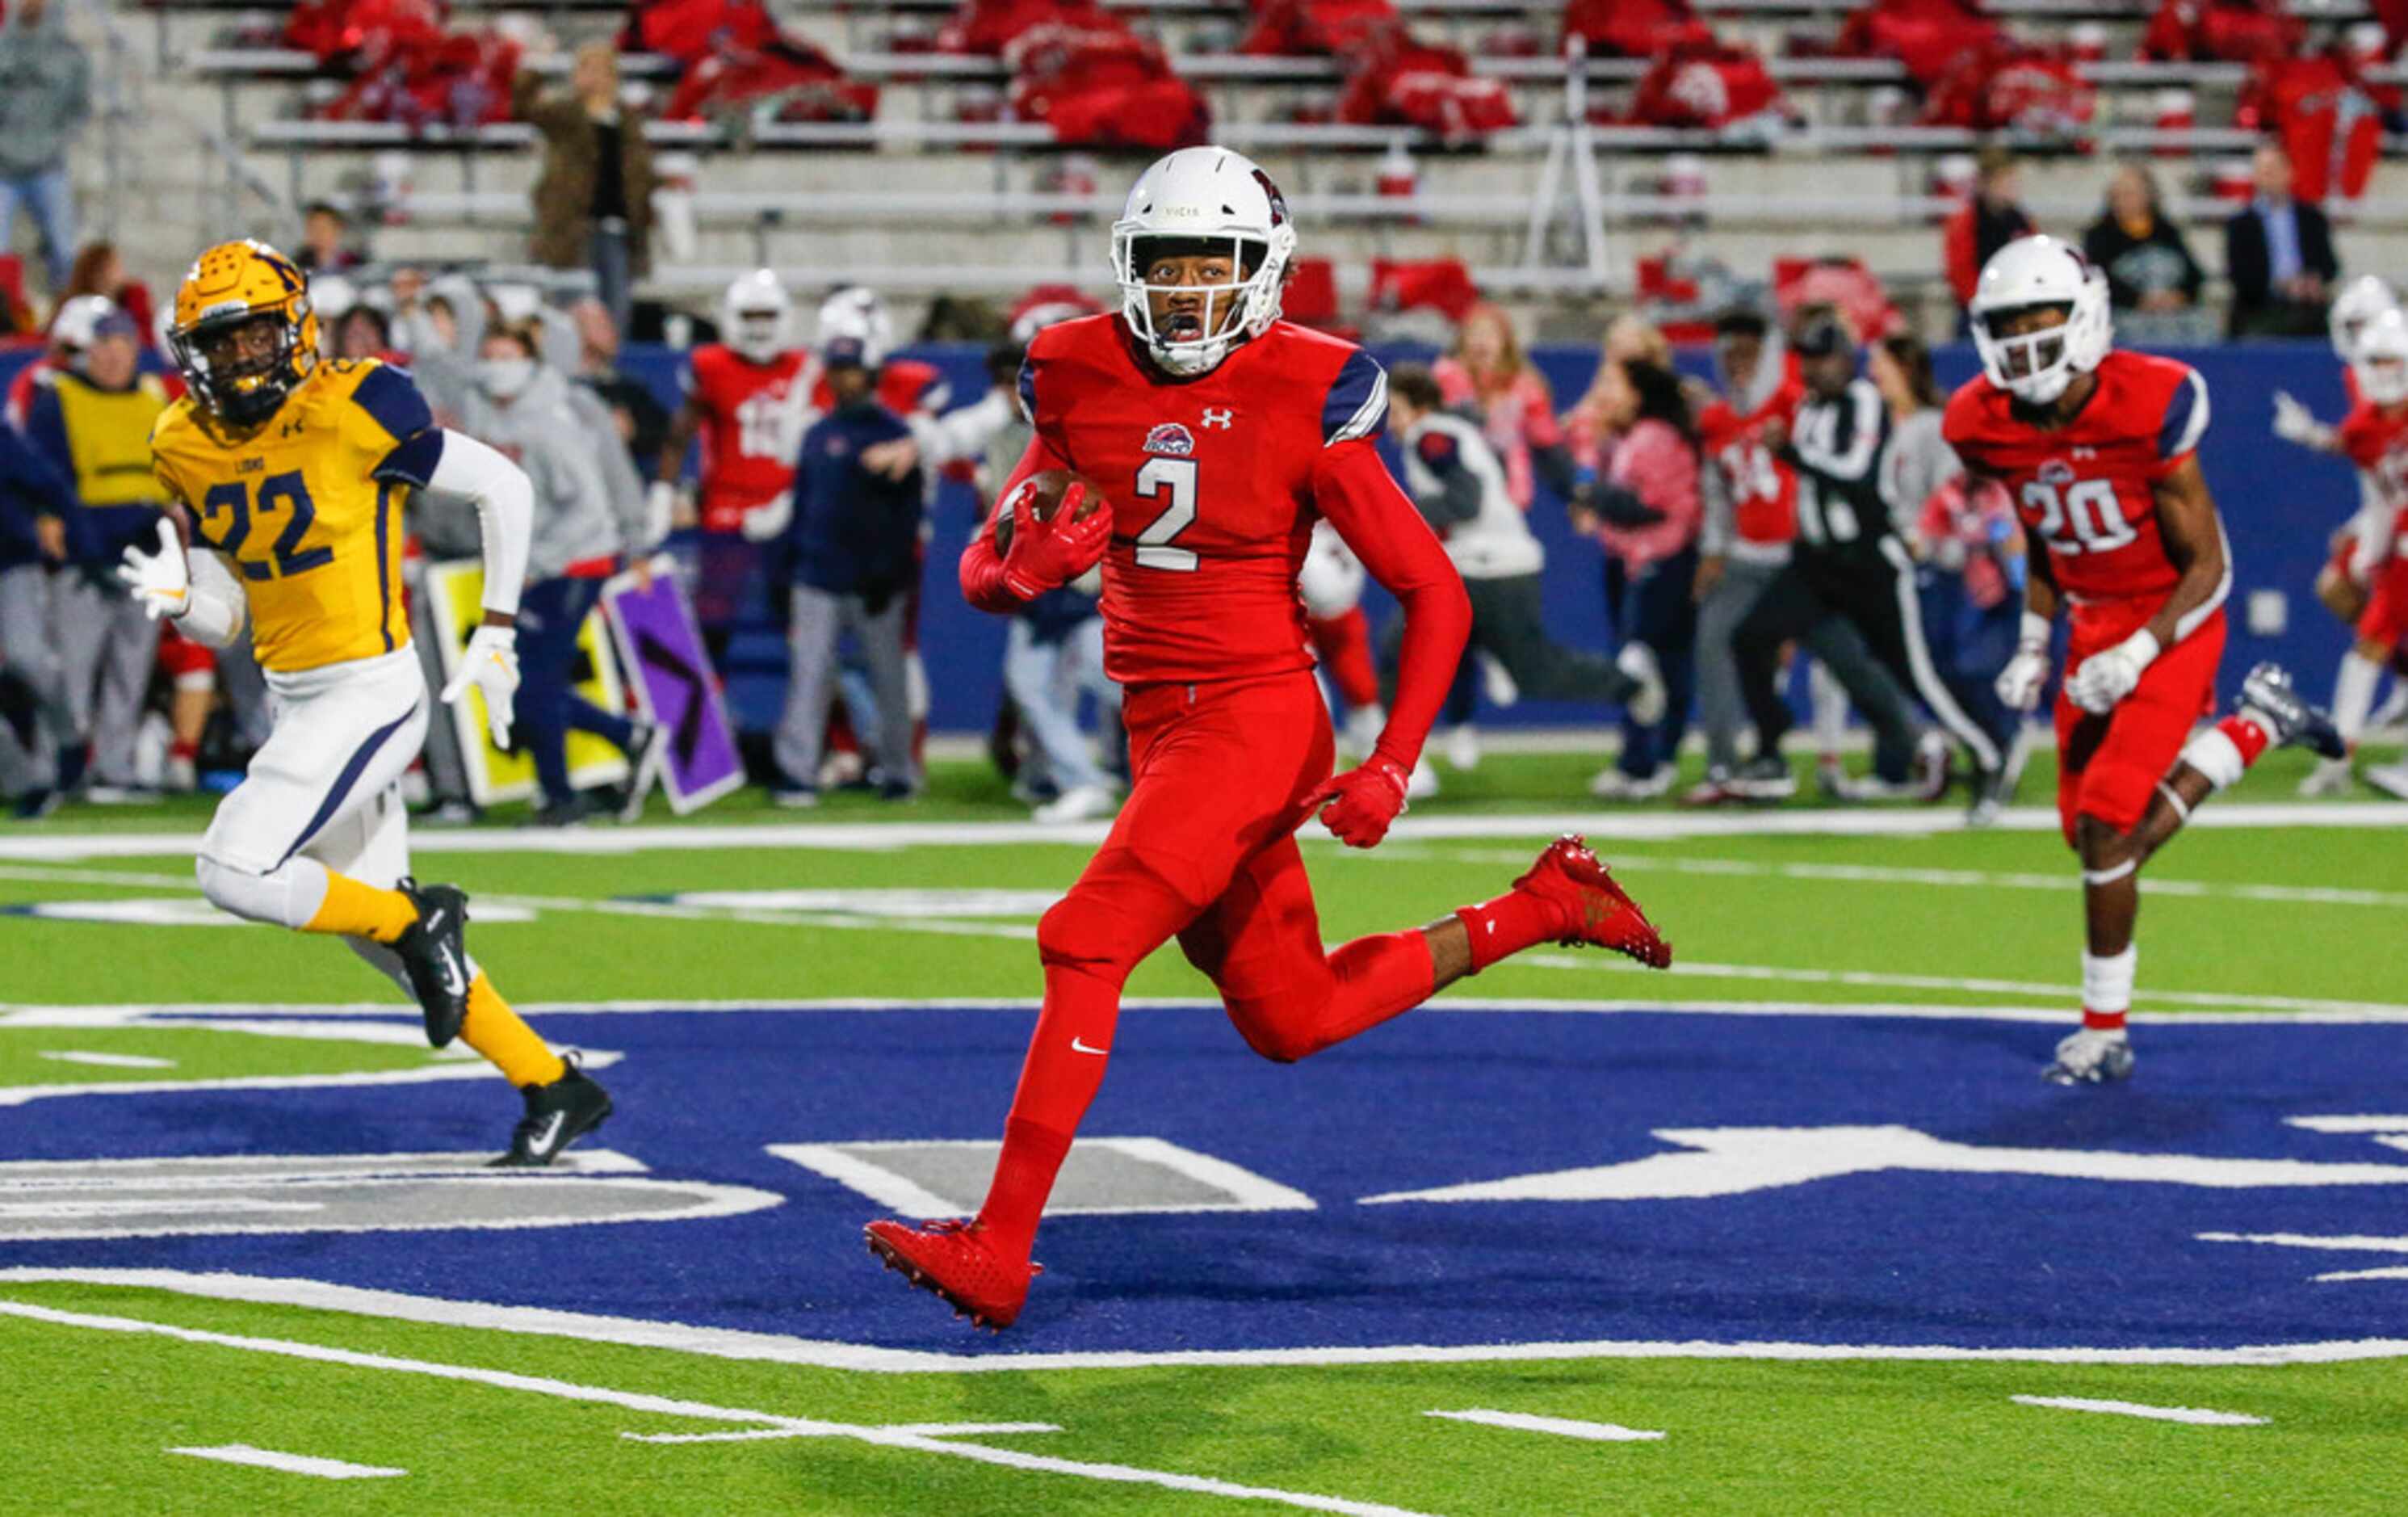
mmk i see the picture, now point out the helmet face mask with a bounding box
[1110,147,1297,377]
[170,241,317,428]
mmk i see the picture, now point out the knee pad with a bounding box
[195,853,309,928]
[1037,855,1195,982]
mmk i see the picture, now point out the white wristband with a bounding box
[2018,610,2052,649]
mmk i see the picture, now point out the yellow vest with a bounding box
[150,359,429,674]
[56,373,172,509]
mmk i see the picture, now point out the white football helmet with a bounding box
[2329,274,2398,360]
[48,294,116,355]
[721,269,792,364]
[1968,235,2111,406]
[1110,146,1298,376]
[816,285,893,369]
[2352,308,2408,406]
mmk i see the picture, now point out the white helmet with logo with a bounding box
[1110,146,1298,377]
[2329,274,2398,360]
[721,269,791,364]
[815,284,892,369]
[2352,307,2408,406]
[1968,234,2111,406]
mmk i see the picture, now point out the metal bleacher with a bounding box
[136,0,2408,332]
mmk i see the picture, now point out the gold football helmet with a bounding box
[168,239,320,427]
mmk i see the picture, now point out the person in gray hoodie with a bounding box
[0,0,92,292]
[459,324,661,825]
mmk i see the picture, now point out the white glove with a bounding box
[1993,611,2052,712]
[441,624,521,748]
[115,518,191,621]
[741,490,793,543]
[2272,390,2332,449]
[2064,628,2160,716]
[644,479,678,547]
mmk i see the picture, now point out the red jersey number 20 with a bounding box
[2022,477,2137,555]
[1134,456,1200,571]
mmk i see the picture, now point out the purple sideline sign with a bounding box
[599,560,745,815]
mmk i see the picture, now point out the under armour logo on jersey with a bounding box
[2073,445,2099,460]
[1201,409,1235,430]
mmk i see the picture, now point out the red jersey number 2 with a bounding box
[2022,477,2137,555]
[1134,456,1201,571]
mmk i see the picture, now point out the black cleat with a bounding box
[2239,662,2347,760]
[392,878,473,1048]
[492,1058,613,1167]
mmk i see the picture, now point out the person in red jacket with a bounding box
[862,147,1671,1330]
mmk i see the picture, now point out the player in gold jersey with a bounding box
[123,239,611,1165]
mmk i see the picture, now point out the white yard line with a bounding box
[36,1050,175,1069]
[168,1444,405,1479]
[0,1049,623,1109]
[2009,1395,2266,1427]
[0,1297,1434,1517]
[623,1421,1062,1445]
[2196,1232,2408,1252]
[6,1269,2405,1375]
[1424,1409,1663,1443]
[4,800,2404,863]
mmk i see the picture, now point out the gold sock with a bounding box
[459,973,567,1088]
[306,872,419,943]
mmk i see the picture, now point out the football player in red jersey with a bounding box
[2319,309,2408,795]
[1947,237,2343,1086]
[652,270,808,663]
[862,148,1672,1329]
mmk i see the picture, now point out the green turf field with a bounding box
[3,743,2405,1514]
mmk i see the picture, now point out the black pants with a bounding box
[1384,571,1637,714]
[1734,536,2002,781]
[1604,545,1698,778]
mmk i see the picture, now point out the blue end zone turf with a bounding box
[7,1006,2407,1355]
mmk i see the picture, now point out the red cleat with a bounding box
[864,1218,1042,1330]
[1512,834,1672,969]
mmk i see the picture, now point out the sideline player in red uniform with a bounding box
[863,148,1672,1329]
[1947,237,2343,1086]
[2327,310,2408,796]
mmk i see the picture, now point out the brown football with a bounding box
[991,469,1103,556]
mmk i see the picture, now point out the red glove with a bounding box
[1308,755,1411,849]
[1000,480,1112,601]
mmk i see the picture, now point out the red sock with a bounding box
[1456,889,1560,974]
[2082,1008,2128,1032]
[976,963,1120,1260]
[2217,713,2271,767]
[170,738,199,763]
[1309,608,1381,711]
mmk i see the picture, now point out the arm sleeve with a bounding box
[426,429,535,617]
[177,549,249,649]
[958,433,1069,614]
[1314,441,1470,771]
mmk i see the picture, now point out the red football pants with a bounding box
[2054,603,2225,847]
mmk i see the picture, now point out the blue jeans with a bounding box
[0,166,75,290]
[518,575,636,805]
[1003,615,1117,794]
[1604,544,1699,778]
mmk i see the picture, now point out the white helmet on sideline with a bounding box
[2329,274,2398,360]
[721,269,791,363]
[48,294,116,355]
[1110,146,1297,377]
[816,284,892,369]
[1968,235,2110,406]
[2351,308,2408,406]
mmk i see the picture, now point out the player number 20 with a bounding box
[2021,478,2137,555]
[1133,456,1200,572]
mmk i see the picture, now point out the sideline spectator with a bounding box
[2082,164,2205,313]
[1575,357,1703,800]
[60,242,156,341]
[1433,302,1573,513]
[771,334,925,805]
[570,300,669,476]
[1943,149,2035,320]
[296,201,364,274]
[459,324,661,826]
[5,291,108,429]
[0,418,78,816]
[0,0,91,295]
[518,41,656,337]
[23,308,172,801]
[2226,142,2339,339]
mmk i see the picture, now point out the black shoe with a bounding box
[392,878,472,1048]
[491,1057,613,1167]
[533,792,599,828]
[10,788,59,821]
[619,721,666,823]
[1729,754,1798,801]
[2239,662,2347,760]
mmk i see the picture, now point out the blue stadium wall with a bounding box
[6,340,2360,731]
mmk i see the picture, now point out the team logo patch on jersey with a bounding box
[2039,459,2076,486]
[1143,422,1197,457]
